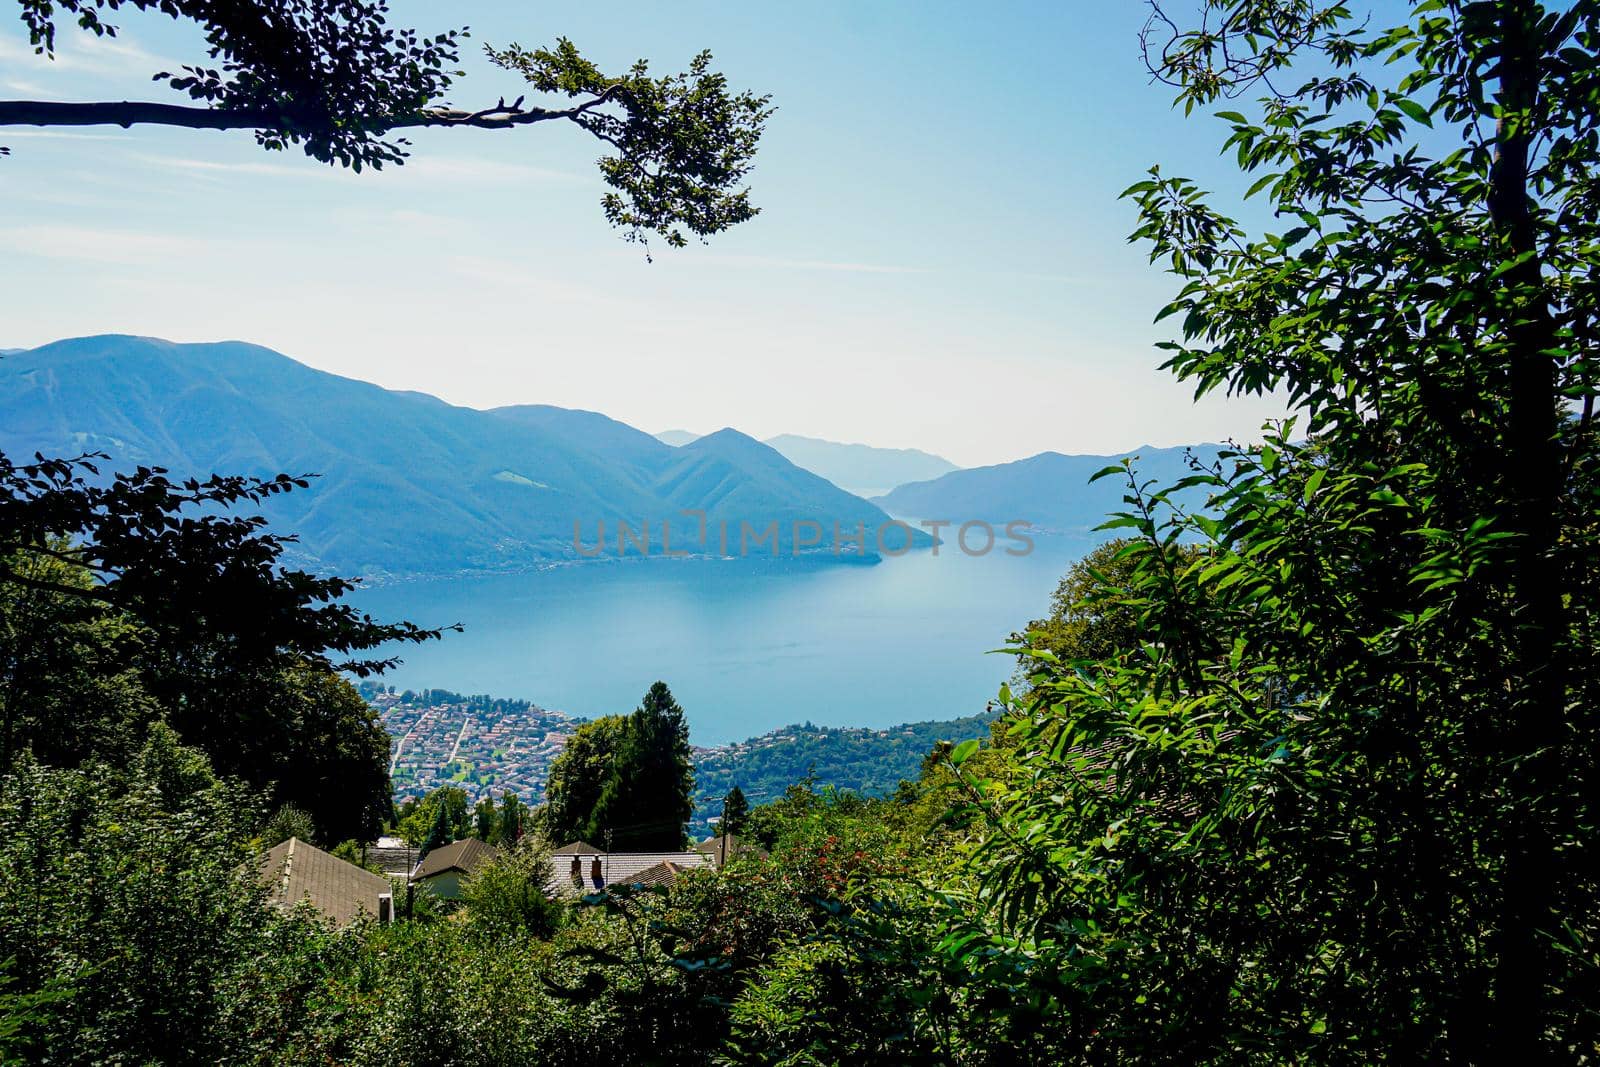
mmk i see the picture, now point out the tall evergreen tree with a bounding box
[473,796,497,843]
[420,799,453,860]
[721,785,750,838]
[497,792,529,846]
[584,682,695,851]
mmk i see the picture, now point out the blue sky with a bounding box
[0,1,1289,466]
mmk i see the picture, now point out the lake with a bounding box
[351,536,1098,746]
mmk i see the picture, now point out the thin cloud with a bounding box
[0,28,180,79]
[0,129,134,142]
[398,155,584,185]
[692,253,933,275]
[0,224,228,266]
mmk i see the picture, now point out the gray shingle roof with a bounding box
[547,850,714,897]
[694,834,763,867]
[255,837,392,926]
[412,837,499,880]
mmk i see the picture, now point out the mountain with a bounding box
[0,335,920,576]
[761,434,959,497]
[654,429,701,447]
[658,429,960,497]
[874,444,1224,535]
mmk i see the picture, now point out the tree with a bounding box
[1015,537,1209,668]
[459,839,562,939]
[399,785,470,852]
[420,797,454,859]
[257,666,393,845]
[496,791,529,846]
[542,714,626,845]
[3,1,772,249]
[0,726,273,1062]
[0,456,420,841]
[586,682,695,851]
[948,1,1600,1059]
[473,796,497,843]
[720,785,749,838]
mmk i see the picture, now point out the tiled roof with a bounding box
[694,833,763,867]
[255,838,391,926]
[626,860,686,887]
[413,837,499,880]
[547,850,714,897]
[367,844,417,878]
[550,840,607,856]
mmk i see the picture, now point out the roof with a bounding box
[625,860,687,887]
[547,850,714,897]
[694,833,762,867]
[413,837,499,880]
[366,844,417,878]
[255,837,392,926]
[550,840,607,856]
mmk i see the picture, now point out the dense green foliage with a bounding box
[0,727,270,1064]
[691,712,994,833]
[1016,537,1206,669]
[544,715,628,845]
[589,682,695,850]
[944,1,1600,1059]
[719,785,750,836]
[0,456,425,842]
[544,682,696,850]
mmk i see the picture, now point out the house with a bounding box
[411,837,500,900]
[693,833,762,868]
[366,835,418,879]
[255,837,393,926]
[547,841,715,897]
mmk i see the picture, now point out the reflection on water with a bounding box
[351,537,1095,746]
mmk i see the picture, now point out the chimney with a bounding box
[590,855,603,886]
[378,893,394,925]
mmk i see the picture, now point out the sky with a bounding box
[0,1,1292,468]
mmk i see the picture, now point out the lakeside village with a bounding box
[255,686,768,927]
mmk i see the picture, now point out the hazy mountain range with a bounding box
[0,336,921,578]
[874,444,1223,535]
[656,430,959,497]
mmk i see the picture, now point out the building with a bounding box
[547,840,716,897]
[411,837,500,900]
[254,837,394,926]
[693,833,762,868]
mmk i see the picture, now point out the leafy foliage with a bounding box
[16,0,460,168]
[0,453,422,840]
[7,3,771,245]
[488,41,772,251]
[587,681,695,850]
[544,683,695,850]
[0,727,271,1063]
[941,1,1600,1060]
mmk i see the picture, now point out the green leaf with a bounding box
[950,739,981,766]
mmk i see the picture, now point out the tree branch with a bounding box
[0,89,623,134]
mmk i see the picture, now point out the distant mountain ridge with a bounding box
[875,444,1224,534]
[0,335,919,577]
[656,430,960,496]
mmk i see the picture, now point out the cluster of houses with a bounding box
[254,832,757,925]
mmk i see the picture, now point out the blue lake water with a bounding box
[351,537,1097,746]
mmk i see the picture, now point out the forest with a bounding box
[3,0,1600,1062]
